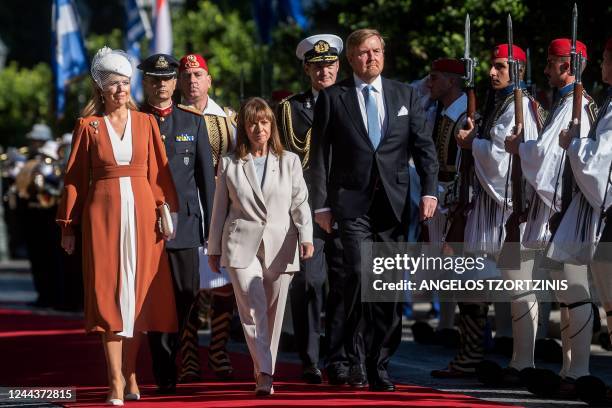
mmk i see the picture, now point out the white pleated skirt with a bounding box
[547,193,604,265]
[464,190,510,256]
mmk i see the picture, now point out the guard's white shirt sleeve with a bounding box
[519,95,591,209]
[567,99,612,210]
[472,95,539,207]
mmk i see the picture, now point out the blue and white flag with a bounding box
[52,0,88,118]
[124,0,151,103]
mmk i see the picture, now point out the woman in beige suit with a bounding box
[208,97,314,395]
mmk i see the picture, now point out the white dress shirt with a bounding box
[312,88,319,103]
[354,74,387,137]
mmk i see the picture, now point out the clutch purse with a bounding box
[157,203,174,238]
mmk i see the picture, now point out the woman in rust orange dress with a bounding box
[57,47,179,406]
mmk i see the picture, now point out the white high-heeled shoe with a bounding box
[106,398,124,406]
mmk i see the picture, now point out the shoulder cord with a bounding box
[281,102,311,169]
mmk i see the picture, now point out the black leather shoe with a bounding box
[327,366,349,385]
[431,366,475,379]
[369,377,395,392]
[348,364,368,388]
[155,383,176,395]
[302,365,323,384]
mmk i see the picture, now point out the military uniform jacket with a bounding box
[277,90,316,189]
[142,103,216,249]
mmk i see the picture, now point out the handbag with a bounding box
[157,203,174,238]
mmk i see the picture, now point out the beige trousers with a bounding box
[227,244,293,376]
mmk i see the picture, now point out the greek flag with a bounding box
[52,0,88,118]
[124,0,151,103]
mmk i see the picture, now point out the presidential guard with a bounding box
[530,38,610,400]
[139,53,216,393]
[176,53,238,380]
[276,34,347,384]
[570,37,612,405]
[498,38,596,389]
[437,43,543,378]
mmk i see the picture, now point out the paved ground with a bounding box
[1,259,611,407]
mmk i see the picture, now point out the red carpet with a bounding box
[0,308,519,407]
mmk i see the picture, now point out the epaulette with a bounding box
[582,91,598,125]
[278,94,295,106]
[177,103,203,116]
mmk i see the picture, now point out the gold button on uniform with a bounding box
[161,134,166,141]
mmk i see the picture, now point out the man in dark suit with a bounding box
[309,29,439,391]
[277,34,348,385]
[138,54,216,393]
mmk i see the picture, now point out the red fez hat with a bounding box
[431,58,465,76]
[606,38,612,52]
[493,44,527,63]
[179,54,209,73]
[548,38,588,60]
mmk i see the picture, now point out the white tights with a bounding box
[552,264,592,379]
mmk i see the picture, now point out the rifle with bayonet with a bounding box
[498,14,527,269]
[549,3,585,234]
[443,13,476,253]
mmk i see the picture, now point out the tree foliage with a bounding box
[172,1,261,108]
[308,0,611,102]
[0,63,52,146]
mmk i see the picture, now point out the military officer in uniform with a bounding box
[276,34,348,385]
[177,53,238,380]
[138,53,216,393]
